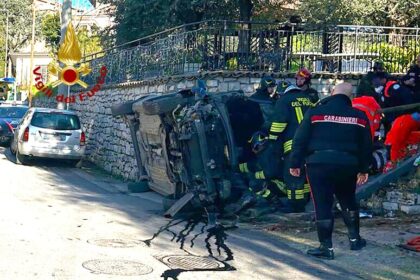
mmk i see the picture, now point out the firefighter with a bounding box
[267,84,314,213]
[356,60,387,101]
[249,76,278,122]
[295,67,319,103]
[235,131,285,213]
[290,82,372,260]
[384,112,420,172]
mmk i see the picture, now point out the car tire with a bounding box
[142,95,188,115]
[16,149,29,165]
[111,101,135,116]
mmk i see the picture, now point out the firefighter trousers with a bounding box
[283,153,310,212]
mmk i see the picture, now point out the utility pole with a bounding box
[4,10,8,77]
[58,0,72,110]
[0,8,9,77]
[28,1,36,107]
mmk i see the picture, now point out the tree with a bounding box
[0,0,40,76]
[77,25,103,56]
[41,13,61,53]
[0,0,39,55]
[40,12,103,58]
[298,0,420,27]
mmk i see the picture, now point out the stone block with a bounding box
[218,82,228,92]
[250,78,261,84]
[206,80,218,87]
[148,86,157,93]
[400,204,420,215]
[241,84,254,94]
[177,82,186,89]
[228,82,241,91]
[185,80,195,88]
[208,87,218,93]
[238,77,250,84]
[386,191,402,202]
[382,201,399,211]
[157,85,165,93]
[223,77,238,82]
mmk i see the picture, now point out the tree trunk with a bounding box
[239,0,253,21]
[237,0,253,66]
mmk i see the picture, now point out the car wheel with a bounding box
[16,149,29,165]
[142,95,188,115]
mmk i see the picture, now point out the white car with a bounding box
[10,108,86,165]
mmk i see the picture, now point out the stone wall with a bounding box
[34,71,366,181]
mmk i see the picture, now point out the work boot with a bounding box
[225,191,256,214]
[307,219,334,260]
[341,210,367,250]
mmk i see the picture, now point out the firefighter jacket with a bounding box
[290,94,373,173]
[267,89,313,154]
[249,89,277,122]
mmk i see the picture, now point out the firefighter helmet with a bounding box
[295,67,312,84]
[249,131,268,153]
[260,76,277,91]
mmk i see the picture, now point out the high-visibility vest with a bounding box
[352,96,382,139]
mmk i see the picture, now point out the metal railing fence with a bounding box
[80,21,420,86]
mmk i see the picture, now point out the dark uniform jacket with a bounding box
[403,64,420,102]
[303,87,320,104]
[267,89,313,154]
[356,71,378,99]
[249,89,277,122]
[290,94,373,174]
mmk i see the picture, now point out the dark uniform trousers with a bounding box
[283,153,310,211]
[306,164,358,221]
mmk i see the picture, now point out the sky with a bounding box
[57,0,94,11]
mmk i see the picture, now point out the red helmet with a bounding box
[295,68,312,83]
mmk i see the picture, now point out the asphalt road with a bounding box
[0,147,362,280]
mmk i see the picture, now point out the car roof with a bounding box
[30,107,78,115]
[0,104,29,109]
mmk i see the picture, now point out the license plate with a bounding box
[43,134,65,141]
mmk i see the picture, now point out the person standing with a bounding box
[356,61,387,100]
[402,54,420,102]
[267,84,314,212]
[289,82,373,259]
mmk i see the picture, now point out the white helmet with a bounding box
[284,85,301,94]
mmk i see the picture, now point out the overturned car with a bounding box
[112,85,265,218]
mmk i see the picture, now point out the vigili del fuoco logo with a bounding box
[33,22,107,103]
